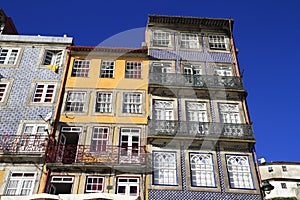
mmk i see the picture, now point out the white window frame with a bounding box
[180,33,200,49]
[85,176,104,193]
[218,103,241,124]
[42,50,63,66]
[153,100,174,120]
[95,92,112,113]
[226,155,254,189]
[183,64,202,75]
[152,30,172,47]
[31,83,56,103]
[100,60,115,78]
[120,128,140,157]
[71,59,90,77]
[186,102,208,122]
[116,177,139,196]
[189,153,216,187]
[122,92,142,114]
[0,82,9,102]
[125,61,142,79]
[213,66,232,76]
[65,91,86,112]
[5,172,36,196]
[153,151,178,185]
[0,48,20,65]
[208,34,228,50]
[90,127,109,152]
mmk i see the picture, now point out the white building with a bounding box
[259,161,300,199]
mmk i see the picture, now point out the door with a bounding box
[57,133,66,162]
[120,128,140,163]
[58,127,80,164]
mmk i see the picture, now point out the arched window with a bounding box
[153,152,177,185]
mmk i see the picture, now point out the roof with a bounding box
[69,46,148,53]
[260,161,300,166]
[147,14,233,30]
[0,34,73,44]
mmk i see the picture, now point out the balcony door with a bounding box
[120,128,140,163]
[19,124,48,152]
[57,127,80,164]
[186,102,209,135]
[183,64,202,84]
[152,62,172,84]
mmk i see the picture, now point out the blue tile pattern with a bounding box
[0,46,65,134]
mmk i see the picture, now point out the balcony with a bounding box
[47,145,147,166]
[148,120,254,140]
[149,73,244,90]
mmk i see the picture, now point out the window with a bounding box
[5,172,36,196]
[85,176,104,193]
[226,155,254,189]
[268,166,274,172]
[49,176,74,195]
[95,92,112,113]
[65,92,86,112]
[32,83,56,103]
[153,100,174,120]
[120,128,140,156]
[125,61,142,79]
[218,103,241,123]
[71,59,90,77]
[186,102,208,122]
[214,66,232,76]
[297,183,300,187]
[208,35,228,50]
[282,166,287,172]
[281,183,287,189]
[19,124,48,152]
[100,60,114,78]
[0,83,9,102]
[153,152,177,185]
[90,127,109,152]
[117,178,139,196]
[42,50,63,66]
[183,64,202,75]
[123,93,142,114]
[0,48,20,65]
[190,153,215,187]
[152,30,171,47]
[180,33,200,49]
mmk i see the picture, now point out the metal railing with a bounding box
[0,134,48,154]
[148,120,254,139]
[47,145,147,165]
[149,73,244,89]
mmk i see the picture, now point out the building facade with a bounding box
[0,34,72,198]
[0,9,18,35]
[43,46,149,200]
[145,15,262,200]
[260,161,300,199]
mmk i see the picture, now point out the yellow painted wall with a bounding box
[60,56,149,124]
[0,170,5,186]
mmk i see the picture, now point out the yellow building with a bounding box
[43,46,149,200]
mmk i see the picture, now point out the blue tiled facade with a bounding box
[0,37,72,135]
[147,16,262,200]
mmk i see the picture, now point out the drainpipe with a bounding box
[253,146,265,199]
[42,45,73,193]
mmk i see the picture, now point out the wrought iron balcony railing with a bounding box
[149,73,244,90]
[148,120,254,140]
[46,145,147,165]
[0,134,48,154]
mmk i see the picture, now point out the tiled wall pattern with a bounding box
[0,46,64,134]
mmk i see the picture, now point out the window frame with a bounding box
[153,100,174,121]
[85,176,104,193]
[4,172,36,196]
[122,92,143,114]
[281,182,287,189]
[90,126,109,153]
[151,30,172,47]
[180,33,200,49]
[71,59,91,77]
[95,92,112,113]
[225,155,255,190]
[64,91,87,113]
[0,82,9,103]
[125,61,142,79]
[208,34,229,51]
[218,103,241,124]
[189,153,216,188]
[31,83,57,104]
[116,177,139,196]
[100,60,115,78]
[152,151,178,186]
[0,47,21,65]
[41,50,64,66]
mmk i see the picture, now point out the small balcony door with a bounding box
[120,128,140,163]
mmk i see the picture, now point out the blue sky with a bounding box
[2,0,300,162]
